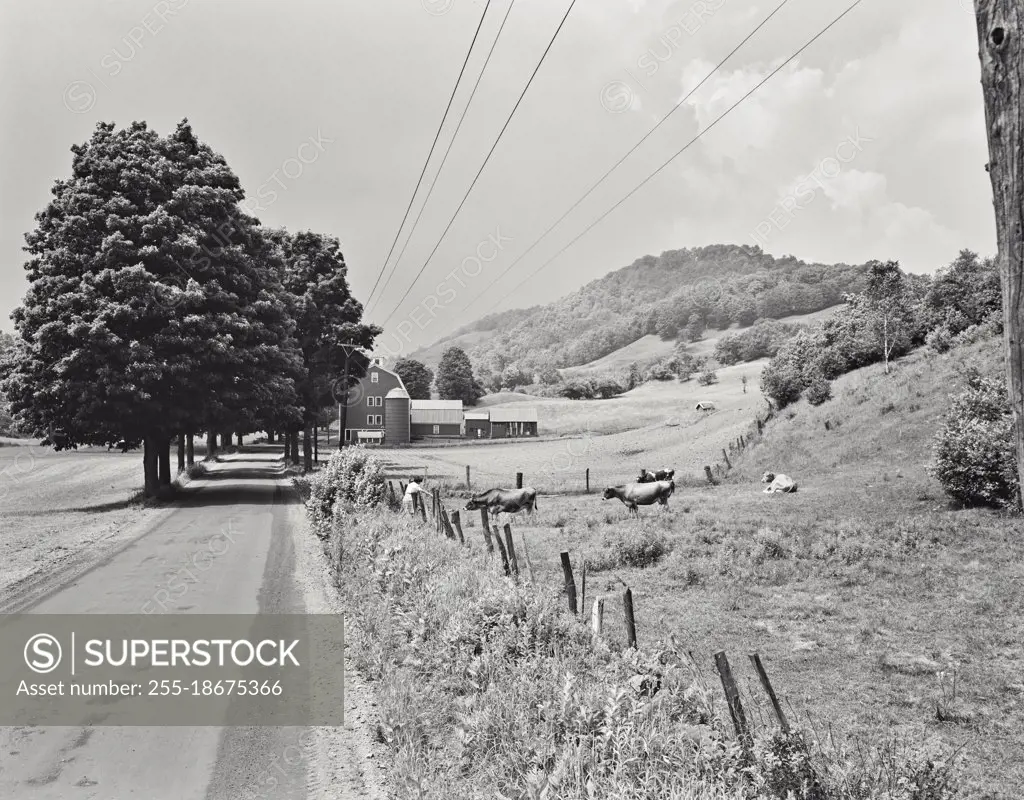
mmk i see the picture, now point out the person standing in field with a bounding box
[403,477,425,515]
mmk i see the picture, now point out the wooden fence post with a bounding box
[494,530,511,576]
[466,465,471,490]
[580,561,587,620]
[560,552,578,615]
[479,508,494,552]
[516,471,523,489]
[388,481,397,507]
[704,465,716,485]
[503,524,519,578]
[519,531,536,582]
[585,468,590,493]
[451,510,466,544]
[623,587,637,649]
[749,653,790,733]
[721,449,732,469]
[419,495,428,524]
[441,506,456,539]
[591,597,605,636]
[714,651,750,743]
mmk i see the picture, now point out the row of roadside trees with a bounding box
[0,120,379,497]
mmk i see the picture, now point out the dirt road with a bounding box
[0,449,390,799]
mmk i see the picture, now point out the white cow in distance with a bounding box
[762,472,798,494]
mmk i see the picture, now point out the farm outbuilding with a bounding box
[489,407,538,438]
[695,401,716,411]
[465,410,490,439]
[410,400,464,439]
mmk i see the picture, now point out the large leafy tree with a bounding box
[270,229,379,468]
[393,358,433,400]
[3,120,303,495]
[435,347,484,406]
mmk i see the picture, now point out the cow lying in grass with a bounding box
[603,480,674,516]
[761,472,798,493]
[465,487,538,527]
[637,468,675,483]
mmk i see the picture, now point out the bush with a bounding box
[929,370,1020,509]
[760,361,804,409]
[696,368,718,386]
[926,325,954,354]
[306,446,388,537]
[588,527,671,571]
[805,376,832,406]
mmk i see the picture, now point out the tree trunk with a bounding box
[186,433,195,467]
[158,436,172,486]
[303,425,312,472]
[208,430,217,456]
[976,0,1024,503]
[267,430,275,444]
[291,428,300,465]
[236,432,243,447]
[177,435,185,473]
[143,434,160,498]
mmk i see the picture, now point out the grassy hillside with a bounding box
[559,306,843,380]
[377,333,1022,797]
[409,244,868,373]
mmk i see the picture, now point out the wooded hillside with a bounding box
[414,244,868,372]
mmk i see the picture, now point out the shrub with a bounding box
[306,446,388,537]
[760,361,804,408]
[926,325,954,354]
[805,376,832,406]
[929,370,1020,509]
[588,527,671,571]
[696,368,718,386]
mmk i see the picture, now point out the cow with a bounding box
[637,468,675,483]
[761,471,798,494]
[603,480,675,516]
[465,487,538,527]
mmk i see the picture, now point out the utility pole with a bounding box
[338,343,361,450]
[974,1,1024,501]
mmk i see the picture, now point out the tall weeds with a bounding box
[322,504,960,800]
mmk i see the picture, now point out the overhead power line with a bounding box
[368,0,516,316]
[365,1,493,308]
[378,0,578,327]
[478,0,864,318]
[458,0,791,312]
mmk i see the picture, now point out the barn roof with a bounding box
[489,407,538,423]
[409,400,463,410]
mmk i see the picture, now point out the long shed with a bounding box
[489,407,538,438]
[410,400,464,438]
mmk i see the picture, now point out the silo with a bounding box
[384,387,410,445]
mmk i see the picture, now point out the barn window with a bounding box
[371,373,379,383]
[366,415,373,425]
[433,424,440,435]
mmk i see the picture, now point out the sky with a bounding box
[0,0,996,355]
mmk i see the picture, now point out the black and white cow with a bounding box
[637,468,675,483]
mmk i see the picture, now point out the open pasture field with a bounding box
[388,337,1024,797]
[0,440,211,605]
[381,359,768,494]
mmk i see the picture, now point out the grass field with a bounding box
[369,334,1022,797]
[379,358,767,494]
